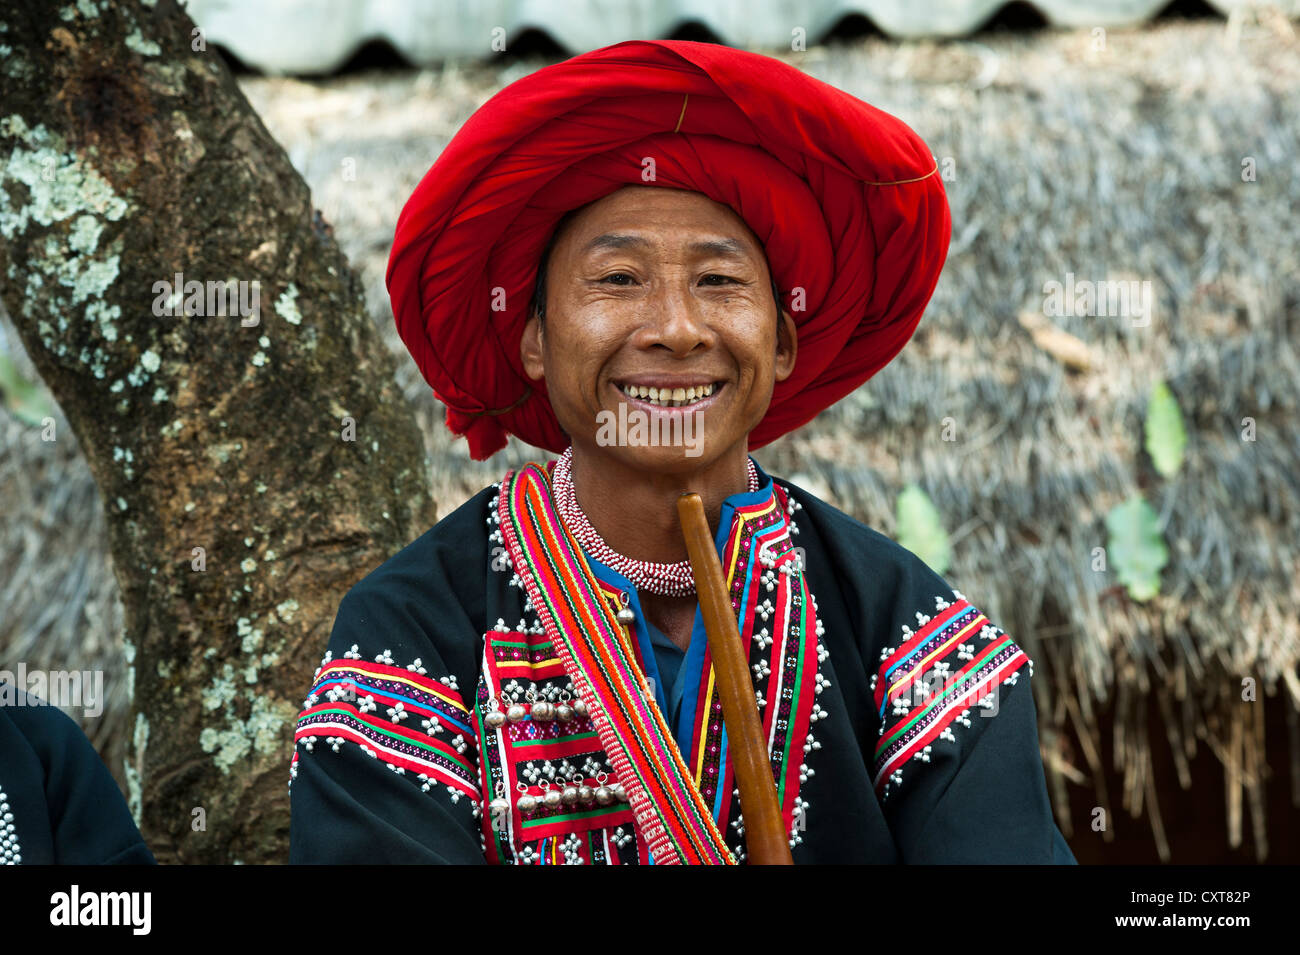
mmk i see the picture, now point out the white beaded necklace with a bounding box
[551,446,759,597]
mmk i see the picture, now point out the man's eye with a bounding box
[601,273,636,285]
[700,274,737,285]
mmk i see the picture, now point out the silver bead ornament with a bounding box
[556,704,575,722]
[615,590,635,625]
[518,794,538,813]
[484,709,507,729]
[506,703,528,723]
[531,700,555,721]
[595,786,614,806]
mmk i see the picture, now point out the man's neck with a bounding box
[567,442,752,564]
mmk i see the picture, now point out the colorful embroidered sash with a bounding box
[497,463,735,865]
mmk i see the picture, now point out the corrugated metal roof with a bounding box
[188,0,1299,74]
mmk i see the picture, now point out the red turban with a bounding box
[387,39,951,460]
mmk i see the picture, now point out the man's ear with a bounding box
[774,308,797,383]
[520,311,545,381]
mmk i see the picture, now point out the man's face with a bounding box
[520,186,796,474]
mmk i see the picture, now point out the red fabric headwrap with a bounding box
[387,39,951,460]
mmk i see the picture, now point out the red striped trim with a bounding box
[295,707,478,797]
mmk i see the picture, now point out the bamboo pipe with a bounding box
[677,492,793,865]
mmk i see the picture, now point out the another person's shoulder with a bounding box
[0,686,155,865]
[2,682,92,750]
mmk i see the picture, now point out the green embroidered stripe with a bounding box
[519,802,628,829]
[513,732,600,748]
[475,691,511,861]
[489,638,555,650]
[877,635,1016,750]
[776,576,810,807]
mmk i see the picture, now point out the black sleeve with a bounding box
[289,721,484,864]
[866,560,1076,864]
[289,493,492,865]
[287,583,486,864]
[1,687,156,865]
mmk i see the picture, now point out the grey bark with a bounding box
[0,0,435,862]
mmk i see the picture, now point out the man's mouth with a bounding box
[614,380,722,408]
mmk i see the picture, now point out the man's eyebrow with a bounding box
[582,233,650,254]
[688,237,750,258]
[581,233,753,258]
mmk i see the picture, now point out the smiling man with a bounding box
[518,186,798,660]
[288,39,1076,865]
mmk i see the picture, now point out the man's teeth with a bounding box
[617,382,717,407]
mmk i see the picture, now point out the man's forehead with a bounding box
[558,193,760,257]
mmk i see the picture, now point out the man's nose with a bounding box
[640,280,712,354]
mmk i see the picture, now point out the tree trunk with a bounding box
[0,0,435,863]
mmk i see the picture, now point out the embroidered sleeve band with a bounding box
[871,597,1030,791]
[294,660,479,798]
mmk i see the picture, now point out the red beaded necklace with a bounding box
[551,446,759,597]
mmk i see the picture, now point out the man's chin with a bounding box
[595,441,714,473]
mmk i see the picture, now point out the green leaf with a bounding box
[1105,494,1168,602]
[0,351,54,427]
[897,483,951,575]
[1144,380,1186,479]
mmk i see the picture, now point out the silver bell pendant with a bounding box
[540,782,563,810]
[516,782,538,814]
[594,771,615,806]
[556,690,575,722]
[531,700,555,722]
[616,591,635,625]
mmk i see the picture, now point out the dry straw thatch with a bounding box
[2,18,1297,860]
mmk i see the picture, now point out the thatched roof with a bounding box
[3,19,1297,860]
